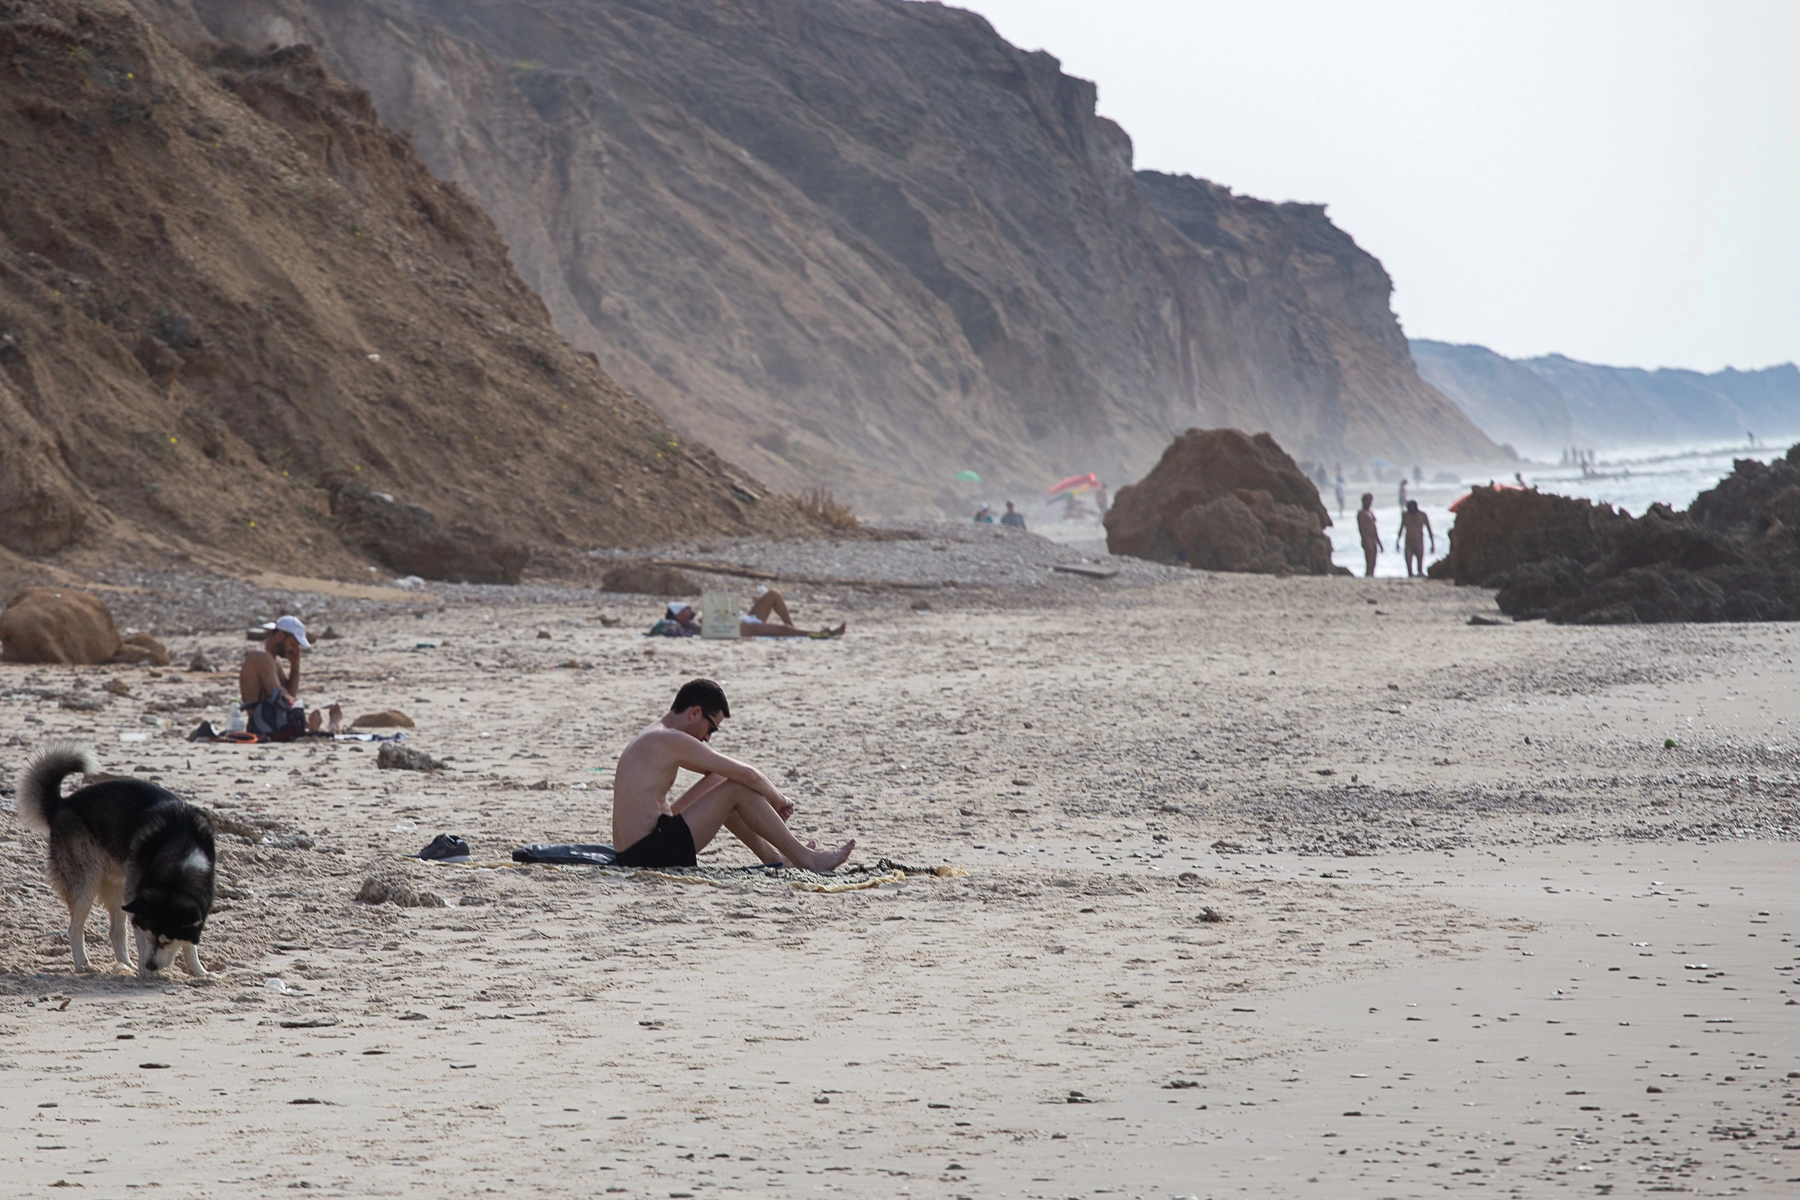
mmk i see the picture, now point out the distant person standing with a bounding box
[1334,465,1347,517]
[1000,500,1027,530]
[1397,477,1408,513]
[1395,499,1435,578]
[1357,493,1381,578]
[1412,464,1424,484]
[973,503,995,524]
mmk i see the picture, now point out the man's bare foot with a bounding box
[798,839,855,873]
[327,702,343,734]
[306,709,323,734]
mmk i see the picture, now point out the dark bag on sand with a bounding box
[243,694,306,742]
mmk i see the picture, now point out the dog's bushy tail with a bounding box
[15,743,99,833]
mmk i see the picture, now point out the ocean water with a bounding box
[1324,440,1791,578]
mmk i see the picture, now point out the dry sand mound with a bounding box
[1104,429,1338,574]
[0,0,805,584]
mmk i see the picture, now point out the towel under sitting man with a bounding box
[611,678,855,872]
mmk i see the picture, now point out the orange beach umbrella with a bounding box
[1048,472,1100,497]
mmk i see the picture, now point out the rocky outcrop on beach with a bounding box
[1104,429,1338,575]
[145,0,1502,511]
[1413,339,1800,456]
[0,0,803,583]
[0,587,122,664]
[1438,446,1800,623]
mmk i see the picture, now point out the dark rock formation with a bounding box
[151,0,1502,512]
[1431,488,1629,588]
[1440,447,1800,623]
[1105,429,1338,575]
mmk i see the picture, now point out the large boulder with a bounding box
[1431,487,1629,586]
[1105,429,1338,574]
[0,588,123,664]
[327,481,528,585]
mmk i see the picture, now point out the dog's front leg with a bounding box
[67,922,89,971]
[134,928,155,978]
[178,943,207,976]
[107,903,132,967]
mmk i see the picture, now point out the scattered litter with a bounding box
[355,876,448,908]
[377,743,445,772]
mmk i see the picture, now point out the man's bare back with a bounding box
[612,679,854,873]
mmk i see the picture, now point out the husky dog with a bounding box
[16,745,215,977]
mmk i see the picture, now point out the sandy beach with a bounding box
[2,533,1796,1198]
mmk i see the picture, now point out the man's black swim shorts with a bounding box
[614,813,698,868]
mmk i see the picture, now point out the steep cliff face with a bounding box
[1,0,792,578]
[158,0,1502,510]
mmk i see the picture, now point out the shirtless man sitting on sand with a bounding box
[611,678,856,873]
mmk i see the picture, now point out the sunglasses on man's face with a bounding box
[703,714,721,736]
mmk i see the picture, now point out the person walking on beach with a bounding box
[1357,493,1381,577]
[1395,499,1435,578]
[1334,466,1346,517]
[610,678,856,872]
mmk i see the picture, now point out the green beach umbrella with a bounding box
[955,470,982,483]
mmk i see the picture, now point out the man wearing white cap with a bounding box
[239,615,313,741]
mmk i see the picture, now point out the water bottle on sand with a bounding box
[226,705,246,734]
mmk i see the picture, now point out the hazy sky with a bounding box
[958,1,1798,373]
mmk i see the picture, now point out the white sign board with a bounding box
[700,592,740,639]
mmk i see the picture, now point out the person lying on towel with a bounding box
[611,678,855,872]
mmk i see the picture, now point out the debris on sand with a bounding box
[1105,429,1340,574]
[113,632,171,666]
[377,743,444,772]
[1438,445,1800,623]
[354,710,415,729]
[355,876,447,907]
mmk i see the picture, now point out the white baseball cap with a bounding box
[274,615,313,649]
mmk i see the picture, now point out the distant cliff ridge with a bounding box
[149,0,1503,510]
[1412,339,1800,458]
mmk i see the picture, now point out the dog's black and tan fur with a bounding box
[16,745,215,977]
